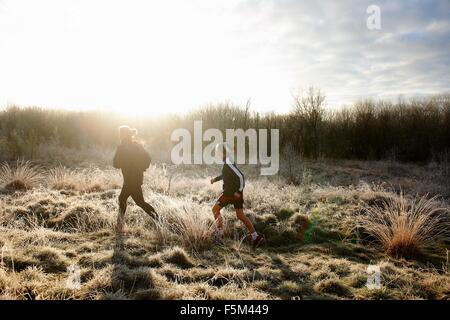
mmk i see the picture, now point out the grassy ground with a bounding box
[0,159,449,300]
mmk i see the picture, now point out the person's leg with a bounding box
[130,185,158,219]
[212,203,225,241]
[212,203,223,230]
[235,209,255,234]
[117,186,131,232]
[234,195,263,247]
[236,209,264,247]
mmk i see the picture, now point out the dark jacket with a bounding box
[213,157,245,196]
[113,141,151,186]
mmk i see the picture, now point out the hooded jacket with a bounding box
[113,141,151,186]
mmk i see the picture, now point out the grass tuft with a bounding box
[162,246,194,269]
[314,278,352,298]
[359,193,450,258]
[0,160,43,190]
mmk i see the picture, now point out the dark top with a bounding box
[113,141,151,186]
[213,157,245,196]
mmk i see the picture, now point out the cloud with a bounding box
[227,0,450,107]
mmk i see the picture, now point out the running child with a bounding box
[210,143,264,248]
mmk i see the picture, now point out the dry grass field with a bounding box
[1,0,449,304]
[0,158,449,300]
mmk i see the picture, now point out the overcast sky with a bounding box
[0,0,449,115]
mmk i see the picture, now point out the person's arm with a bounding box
[140,146,151,170]
[210,174,222,184]
[113,146,123,169]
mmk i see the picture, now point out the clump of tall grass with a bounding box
[48,204,114,233]
[46,166,77,190]
[359,192,450,258]
[47,166,121,192]
[161,246,194,269]
[0,160,43,190]
[153,198,216,250]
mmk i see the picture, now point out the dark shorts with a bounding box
[216,192,244,209]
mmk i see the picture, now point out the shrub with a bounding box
[359,193,450,258]
[0,160,43,190]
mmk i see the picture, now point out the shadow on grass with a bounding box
[266,253,320,300]
[105,234,161,300]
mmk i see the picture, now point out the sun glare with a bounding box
[0,0,295,116]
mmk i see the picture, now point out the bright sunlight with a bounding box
[0,0,295,115]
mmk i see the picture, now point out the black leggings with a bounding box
[118,184,158,223]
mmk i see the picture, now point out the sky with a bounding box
[0,0,449,115]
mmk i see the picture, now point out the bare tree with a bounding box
[293,87,326,159]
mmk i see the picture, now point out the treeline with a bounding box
[186,89,450,162]
[1,89,449,163]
